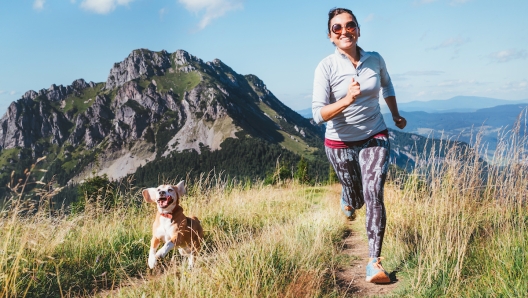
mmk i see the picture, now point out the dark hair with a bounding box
[328,8,362,55]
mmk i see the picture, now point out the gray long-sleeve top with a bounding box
[312,48,395,141]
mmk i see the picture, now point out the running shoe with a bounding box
[340,198,356,220]
[365,257,391,284]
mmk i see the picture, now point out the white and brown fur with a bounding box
[142,181,203,269]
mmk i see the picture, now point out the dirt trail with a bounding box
[334,220,401,297]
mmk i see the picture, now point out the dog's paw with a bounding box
[156,242,175,259]
[155,250,163,259]
[148,254,157,269]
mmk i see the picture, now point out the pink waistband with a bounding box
[325,129,388,149]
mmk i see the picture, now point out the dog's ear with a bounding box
[142,188,158,203]
[174,180,185,197]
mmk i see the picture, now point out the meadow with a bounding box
[1,125,527,297]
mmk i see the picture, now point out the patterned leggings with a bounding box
[325,136,390,258]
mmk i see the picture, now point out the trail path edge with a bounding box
[334,220,401,297]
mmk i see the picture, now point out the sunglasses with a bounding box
[331,21,358,35]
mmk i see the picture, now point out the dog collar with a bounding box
[160,213,172,219]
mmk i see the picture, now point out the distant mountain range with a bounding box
[297,96,528,118]
[384,96,528,114]
[297,96,528,157]
[383,104,528,156]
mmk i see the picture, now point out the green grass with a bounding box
[150,72,201,99]
[379,126,528,297]
[57,143,97,173]
[0,148,19,170]
[55,83,105,115]
[246,79,264,98]
[256,102,318,158]
[0,174,350,297]
[277,131,318,159]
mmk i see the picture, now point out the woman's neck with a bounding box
[337,46,360,64]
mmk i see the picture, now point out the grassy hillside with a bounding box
[1,127,527,297]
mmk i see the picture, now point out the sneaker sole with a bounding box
[365,271,391,284]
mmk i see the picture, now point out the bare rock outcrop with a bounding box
[105,49,171,90]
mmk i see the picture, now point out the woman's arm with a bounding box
[312,60,362,124]
[384,96,406,129]
[378,53,406,129]
[320,78,361,121]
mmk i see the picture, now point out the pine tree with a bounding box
[295,156,310,184]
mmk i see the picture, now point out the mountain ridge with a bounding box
[296,96,528,118]
[0,48,325,190]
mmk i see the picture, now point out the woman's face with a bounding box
[328,13,360,52]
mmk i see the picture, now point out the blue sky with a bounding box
[1,0,527,115]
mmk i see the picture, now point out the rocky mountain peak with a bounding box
[173,49,200,66]
[0,48,326,185]
[245,74,271,99]
[105,49,172,90]
[22,90,38,100]
[20,78,94,103]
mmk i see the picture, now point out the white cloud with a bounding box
[159,8,167,20]
[33,0,45,10]
[501,80,528,91]
[489,49,528,63]
[0,90,5,95]
[406,70,444,76]
[428,36,470,50]
[392,70,444,81]
[437,79,479,87]
[450,0,471,5]
[426,37,470,59]
[10,91,16,95]
[419,31,428,41]
[414,0,438,5]
[178,0,243,30]
[415,0,471,5]
[80,0,135,14]
[364,14,374,23]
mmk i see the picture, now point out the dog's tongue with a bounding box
[159,197,171,208]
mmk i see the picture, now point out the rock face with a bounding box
[105,49,172,90]
[0,49,324,182]
[0,80,91,149]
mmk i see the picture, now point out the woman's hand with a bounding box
[320,77,361,121]
[343,77,361,105]
[392,115,407,129]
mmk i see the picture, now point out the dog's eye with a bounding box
[168,189,173,192]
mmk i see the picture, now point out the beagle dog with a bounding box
[142,181,203,269]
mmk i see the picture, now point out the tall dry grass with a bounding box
[0,172,351,297]
[105,179,349,297]
[381,116,528,296]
